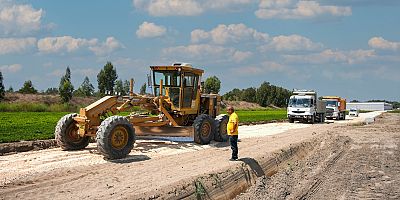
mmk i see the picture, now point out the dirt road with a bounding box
[0,112,388,199]
[237,113,400,199]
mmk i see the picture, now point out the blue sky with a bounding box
[0,0,399,101]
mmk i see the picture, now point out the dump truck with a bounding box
[54,63,229,159]
[322,96,346,120]
[287,90,326,123]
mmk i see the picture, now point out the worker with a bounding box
[227,106,239,161]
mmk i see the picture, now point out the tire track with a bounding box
[297,140,350,200]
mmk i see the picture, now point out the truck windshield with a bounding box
[326,100,337,107]
[288,98,311,108]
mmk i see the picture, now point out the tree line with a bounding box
[0,62,147,103]
[223,81,292,108]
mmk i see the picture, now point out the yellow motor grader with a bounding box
[55,63,229,159]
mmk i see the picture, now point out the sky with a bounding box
[0,0,399,101]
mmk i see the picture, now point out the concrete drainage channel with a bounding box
[131,138,320,200]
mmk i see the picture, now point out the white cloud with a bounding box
[162,44,251,63]
[133,0,203,16]
[203,0,255,9]
[191,23,269,44]
[255,0,352,19]
[368,37,400,51]
[0,2,44,35]
[0,64,22,73]
[133,0,255,16]
[0,37,37,54]
[38,36,97,54]
[136,21,167,38]
[89,37,124,56]
[284,49,375,64]
[260,34,322,51]
[37,36,123,55]
[232,51,253,62]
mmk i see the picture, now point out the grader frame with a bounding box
[55,64,228,159]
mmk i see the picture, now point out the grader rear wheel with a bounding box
[193,114,215,144]
[55,113,90,150]
[214,114,229,142]
[96,116,135,159]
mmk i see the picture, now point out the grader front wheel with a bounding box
[55,113,90,150]
[96,116,135,159]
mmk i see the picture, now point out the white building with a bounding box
[346,102,393,111]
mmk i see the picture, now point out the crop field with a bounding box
[0,112,68,143]
[0,109,287,143]
[236,109,287,123]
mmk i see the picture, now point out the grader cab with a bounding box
[55,63,229,159]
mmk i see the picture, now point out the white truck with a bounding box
[287,90,326,123]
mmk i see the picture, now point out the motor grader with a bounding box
[55,63,229,159]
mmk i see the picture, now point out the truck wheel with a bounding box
[214,114,229,142]
[289,117,294,123]
[96,116,135,159]
[55,113,90,150]
[193,114,215,144]
[310,115,315,124]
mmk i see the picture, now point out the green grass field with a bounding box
[0,109,287,143]
[0,112,68,143]
[236,109,287,123]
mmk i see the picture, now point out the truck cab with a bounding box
[322,96,346,120]
[287,90,326,123]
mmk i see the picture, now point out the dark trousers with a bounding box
[229,135,238,159]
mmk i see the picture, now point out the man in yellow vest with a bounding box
[227,106,239,161]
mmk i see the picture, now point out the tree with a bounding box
[59,67,74,103]
[140,83,146,95]
[256,82,270,107]
[75,76,94,97]
[241,87,257,103]
[223,88,242,101]
[123,80,130,95]
[114,79,125,96]
[97,62,118,95]
[18,80,38,94]
[7,86,13,92]
[44,87,58,95]
[0,71,4,100]
[204,76,221,94]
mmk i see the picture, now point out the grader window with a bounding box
[153,70,181,107]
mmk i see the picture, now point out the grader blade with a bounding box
[134,126,194,137]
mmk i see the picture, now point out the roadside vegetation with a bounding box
[388,109,400,113]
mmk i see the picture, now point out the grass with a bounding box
[0,112,68,143]
[0,109,287,143]
[388,109,400,113]
[236,109,287,123]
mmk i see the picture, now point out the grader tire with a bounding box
[193,114,215,145]
[55,113,90,150]
[214,114,229,142]
[96,116,135,159]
